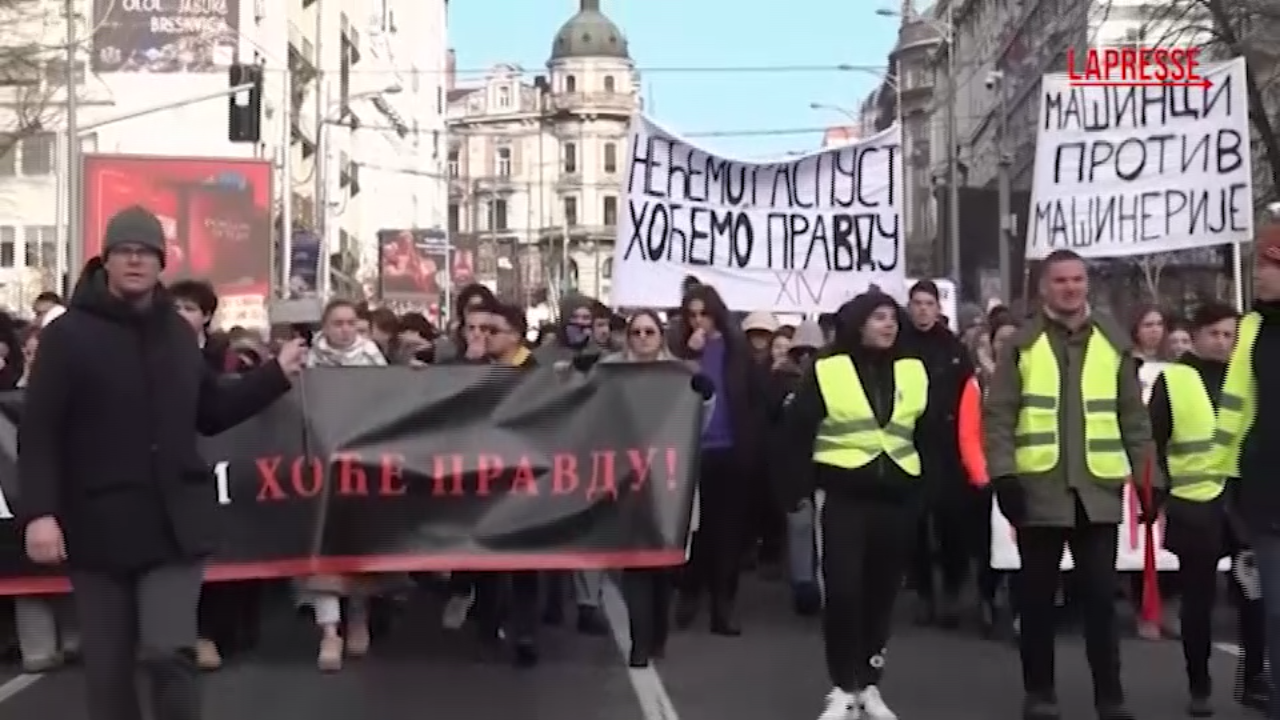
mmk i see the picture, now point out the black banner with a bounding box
[0,365,702,595]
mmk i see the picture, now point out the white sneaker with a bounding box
[441,590,475,630]
[857,686,897,720]
[818,688,860,720]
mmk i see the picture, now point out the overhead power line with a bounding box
[262,63,885,77]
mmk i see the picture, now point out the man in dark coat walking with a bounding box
[18,205,304,720]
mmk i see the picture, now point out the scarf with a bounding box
[306,335,387,368]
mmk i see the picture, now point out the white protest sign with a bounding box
[613,116,905,312]
[990,360,1230,572]
[1026,57,1252,260]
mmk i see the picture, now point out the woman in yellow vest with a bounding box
[776,291,929,720]
[1147,301,1249,718]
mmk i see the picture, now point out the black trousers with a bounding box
[471,572,541,643]
[682,449,745,611]
[1015,498,1123,703]
[71,562,204,720]
[622,569,672,656]
[196,580,261,655]
[911,482,973,602]
[1165,496,1230,697]
[820,492,917,691]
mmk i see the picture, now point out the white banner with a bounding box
[612,116,905,312]
[990,360,1230,571]
[1026,57,1253,260]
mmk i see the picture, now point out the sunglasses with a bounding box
[629,327,659,337]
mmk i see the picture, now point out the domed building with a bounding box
[446,0,639,306]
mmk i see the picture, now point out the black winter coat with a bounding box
[17,259,292,572]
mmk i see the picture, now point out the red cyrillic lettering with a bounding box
[333,452,368,496]
[586,450,618,501]
[510,456,539,495]
[291,456,324,498]
[255,456,286,501]
[665,447,679,489]
[552,453,579,495]
[432,454,465,496]
[476,454,504,496]
[380,454,407,496]
[626,447,657,491]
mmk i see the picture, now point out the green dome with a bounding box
[549,0,630,61]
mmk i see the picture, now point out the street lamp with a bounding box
[309,83,403,296]
[809,102,859,124]
[876,5,961,283]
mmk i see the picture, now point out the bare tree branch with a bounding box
[0,0,74,160]
[1142,0,1280,202]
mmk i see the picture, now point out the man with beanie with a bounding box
[1217,222,1280,720]
[534,293,610,634]
[899,279,975,628]
[19,205,306,720]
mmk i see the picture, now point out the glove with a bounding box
[1137,487,1168,525]
[992,475,1027,527]
[690,373,716,400]
[571,353,601,372]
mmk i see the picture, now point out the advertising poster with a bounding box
[81,154,272,328]
[91,0,239,73]
[286,230,321,298]
[377,228,452,304]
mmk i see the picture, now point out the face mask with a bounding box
[564,323,592,347]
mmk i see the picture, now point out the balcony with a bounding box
[448,176,465,198]
[551,92,635,115]
[555,172,583,191]
[288,21,318,80]
[474,175,517,194]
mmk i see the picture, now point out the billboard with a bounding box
[91,0,239,73]
[377,228,453,304]
[81,154,272,328]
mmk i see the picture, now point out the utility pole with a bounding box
[63,0,80,286]
[944,0,961,283]
[995,72,1013,302]
[313,0,327,298]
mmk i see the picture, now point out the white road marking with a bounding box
[601,577,682,720]
[1215,642,1242,656]
[0,673,43,704]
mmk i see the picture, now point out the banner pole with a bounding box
[1231,241,1245,312]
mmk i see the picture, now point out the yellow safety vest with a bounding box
[1216,311,1260,478]
[1014,330,1130,480]
[811,355,928,475]
[1161,364,1226,502]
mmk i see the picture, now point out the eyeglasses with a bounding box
[629,327,658,337]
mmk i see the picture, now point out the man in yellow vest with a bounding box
[984,249,1158,720]
[1216,223,1280,720]
[1147,301,1240,717]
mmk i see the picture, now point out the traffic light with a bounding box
[228,63,263,143]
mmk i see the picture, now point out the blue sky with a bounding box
[448,0,901,159]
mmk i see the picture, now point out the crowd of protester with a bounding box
[3,205,1278,720]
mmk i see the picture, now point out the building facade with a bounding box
[858,2,942,276]
[0,0,445,317]
[446,0,637,306]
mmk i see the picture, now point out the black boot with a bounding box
[576,605,609,636]
[709,594,741,637]
[143,648,201,720]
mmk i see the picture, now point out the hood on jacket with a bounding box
[742,311,779,334]
[791,320,824,350]
[551,293,597,350]
[833,291,900,355]
[69,256,174,326]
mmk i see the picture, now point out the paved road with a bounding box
[0,575,1261,720]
